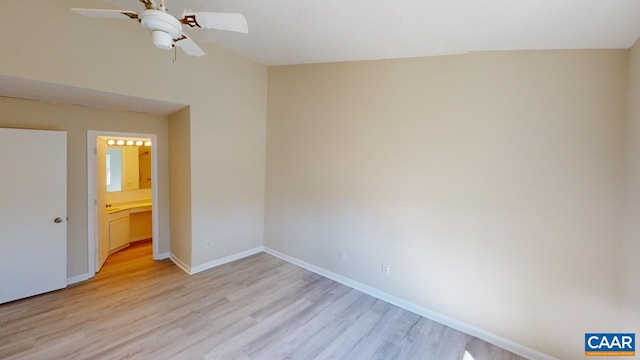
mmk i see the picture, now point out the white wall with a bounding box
[0,1,267,272]
[266,50,629,359]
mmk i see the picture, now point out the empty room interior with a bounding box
[1,0,639,359]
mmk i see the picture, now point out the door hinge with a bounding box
[93,147,97,155]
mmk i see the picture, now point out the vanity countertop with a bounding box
[106,201,152,214]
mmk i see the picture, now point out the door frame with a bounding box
[87,130,160,277]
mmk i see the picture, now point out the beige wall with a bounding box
[266,50,629,359]
[169,107,192,266]
[105,189,152,204]
[623,40,640,322]
[0,1,267,271]
[0,97,170,277]
[2,1,637,357]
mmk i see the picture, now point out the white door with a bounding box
[0,128,67,304]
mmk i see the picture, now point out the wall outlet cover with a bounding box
[382,263,390,275]
[340,250,348,261]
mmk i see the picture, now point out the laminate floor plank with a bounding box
[345,306,418,360]
[0,240,528,360]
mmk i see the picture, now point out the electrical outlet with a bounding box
[205,240,212,248]
[340,250,348,261]
[382,263,390,275]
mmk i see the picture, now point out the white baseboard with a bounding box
[170,253,192,274]
[170,247,264,275]
[156,252,170,260]
[263,247,556,360]
[190,246,264,274]
[67,273,91,285]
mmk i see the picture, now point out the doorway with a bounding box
[87,131,160,277]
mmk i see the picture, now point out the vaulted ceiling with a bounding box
[3,1,639,112]
[99,0,640,65]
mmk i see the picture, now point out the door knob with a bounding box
[54,217,63,223]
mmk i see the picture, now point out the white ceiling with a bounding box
[101,0,640,65]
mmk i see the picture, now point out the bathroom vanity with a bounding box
[106,202,152,252]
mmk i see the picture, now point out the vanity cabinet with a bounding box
[108,211,130,251]
[107,205,152,251]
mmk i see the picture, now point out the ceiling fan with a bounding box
[71,0,248,57]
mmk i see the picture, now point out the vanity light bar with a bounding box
[106,139,152,146]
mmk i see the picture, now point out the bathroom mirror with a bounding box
[106,144,152,192]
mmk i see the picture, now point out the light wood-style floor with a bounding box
[0,241,526,360]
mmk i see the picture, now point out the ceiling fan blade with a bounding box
[174,34,205,57]
[180,12,248,34]
[71,8,139,20]
[139,0,157,10]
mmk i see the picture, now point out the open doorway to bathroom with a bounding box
[87,131,160,276]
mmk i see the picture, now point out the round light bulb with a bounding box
[135,140,144,146]
[126,140,135,146]
[144,141,152,146]
[106,139,116,146]
[116,140,125,146]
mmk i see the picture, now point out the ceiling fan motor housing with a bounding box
[140,10,182,50]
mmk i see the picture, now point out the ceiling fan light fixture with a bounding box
[152,30,173,50]
[140,9,182,50]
